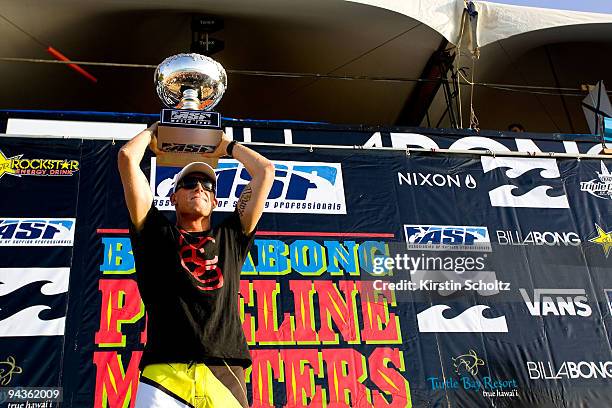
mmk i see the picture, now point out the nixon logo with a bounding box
[397,172,476,189]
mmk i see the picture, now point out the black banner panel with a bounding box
[0,130,611,408]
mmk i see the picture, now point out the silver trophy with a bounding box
[154,53,227,167]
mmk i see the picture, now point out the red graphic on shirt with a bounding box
[178,234,223,291]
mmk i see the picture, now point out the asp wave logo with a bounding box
[482,157,569,209]
[0,268,69,336]
[404,225,492,252]
[151,158,346,214]
[0,219,75,246]
[0,149,79,179]
[417,304,508,333]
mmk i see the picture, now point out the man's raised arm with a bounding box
[117,123,160,231]
[205,136,275,235]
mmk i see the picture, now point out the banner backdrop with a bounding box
[0,110,605,155]
[0,135,611,408]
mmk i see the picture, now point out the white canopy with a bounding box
[350,0,612,49]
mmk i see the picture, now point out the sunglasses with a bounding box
[176,176,215,192]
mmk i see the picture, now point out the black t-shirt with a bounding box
[129,205,255,369]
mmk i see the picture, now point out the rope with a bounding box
[0,56,609,98]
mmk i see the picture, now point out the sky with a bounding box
[489,0,612,14]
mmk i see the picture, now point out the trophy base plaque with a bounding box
[600,148,612,155]
[157,108,222,167]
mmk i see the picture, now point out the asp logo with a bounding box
[404,225,492,252]
[519,288,592,317]
[151,158,346,214]
[0,219,75,246]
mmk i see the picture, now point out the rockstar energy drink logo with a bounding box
[0,149,79,179]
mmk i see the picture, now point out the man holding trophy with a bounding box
[118,54,274,408]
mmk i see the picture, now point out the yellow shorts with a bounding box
[135,363,246,408]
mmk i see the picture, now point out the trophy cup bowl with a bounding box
[154,53,228,167]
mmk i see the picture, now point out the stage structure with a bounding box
[0,111,611,407]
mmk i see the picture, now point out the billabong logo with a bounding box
[519,288,592,317]
[580,161,612,200]
[589,224,612,257]
[527,361,612,380]
[0,149,79,179]
[0,356,22,385]
[0,268,69,336]
[452,350,485,376]
[497,230,581,246]
[0,219,75,246]
[481,157,569,208]
[404,225,492,252]
[397,172,477,189]
[151,158,346,214]
[417,305,508,332]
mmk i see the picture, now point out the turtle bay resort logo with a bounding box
[0,356,22,385]
[151,158,347,214]
[0,149,79,179]
[428,349,519,399]
[580,161,612,200]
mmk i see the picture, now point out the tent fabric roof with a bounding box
[349,0,612,47]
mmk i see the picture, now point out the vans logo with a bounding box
[519,288,591,317]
